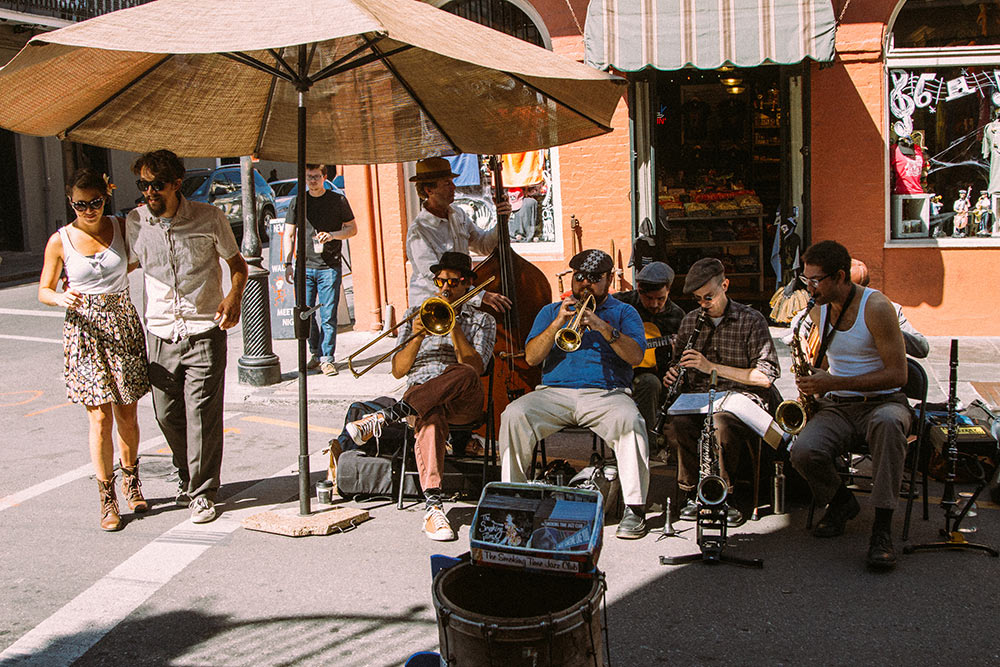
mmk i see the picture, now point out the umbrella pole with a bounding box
[295,77,311,516]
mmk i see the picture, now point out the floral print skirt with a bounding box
[63,290,150,406]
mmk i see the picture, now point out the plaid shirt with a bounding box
[671,299,779,407]
[398,303,496,387]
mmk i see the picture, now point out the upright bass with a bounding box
[474,157,552,425]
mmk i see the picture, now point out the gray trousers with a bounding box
[789,393,912,510]
[147,327,227,501]
[500,386,650,505]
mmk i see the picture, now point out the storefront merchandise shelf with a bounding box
[670,239,759,248]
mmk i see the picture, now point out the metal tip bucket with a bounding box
[432,562,606,666]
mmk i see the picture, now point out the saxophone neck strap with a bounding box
[815,283,856,369]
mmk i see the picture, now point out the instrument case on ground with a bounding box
[469,482,604,578]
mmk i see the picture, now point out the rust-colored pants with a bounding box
[403,363,484,491]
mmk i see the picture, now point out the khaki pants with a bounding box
[403,364,483,491]
[499,386,650,505]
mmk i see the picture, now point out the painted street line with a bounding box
[0,308,64,318]
[0,449,330,666]
[0,413,240,513]
[0,334,62,345]
[241,414,340,434]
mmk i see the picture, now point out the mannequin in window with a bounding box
[953,188,971,237]
[629,217,660,279]
[982,110,1000,197]
[891,135,925,195]
[768,216,807,324]
[507,187,539,242]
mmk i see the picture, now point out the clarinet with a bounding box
[653,309,709,434]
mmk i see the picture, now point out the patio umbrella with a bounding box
[0,0,625,515]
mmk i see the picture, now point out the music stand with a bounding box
[904,339,999,558]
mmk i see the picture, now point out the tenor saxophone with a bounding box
[775,297,817,435]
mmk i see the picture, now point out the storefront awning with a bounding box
[584,0,837,72]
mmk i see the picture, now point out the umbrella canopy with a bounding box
[0,0,625,163]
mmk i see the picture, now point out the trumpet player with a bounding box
[499,249,651,539]
[664,258,779,526]
[788,241,910,571]
[344,252,496,541]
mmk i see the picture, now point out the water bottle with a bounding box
[773,462,786,515]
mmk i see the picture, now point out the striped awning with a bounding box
[584,0,837,72]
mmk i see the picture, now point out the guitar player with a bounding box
[614,262,685,460]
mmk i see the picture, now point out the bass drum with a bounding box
[433,562,607,666]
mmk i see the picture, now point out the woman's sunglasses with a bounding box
[69,197,106,212]
[433,277,467,288]
[135,179,168,192]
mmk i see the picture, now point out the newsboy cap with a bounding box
[683,258,725,293]
[636,261,675,287]
[569,249,614,274]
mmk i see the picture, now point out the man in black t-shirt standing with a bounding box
[284,164,357,376]
[614,261,684,457]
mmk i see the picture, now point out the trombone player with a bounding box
[499,249,651,539]
[344,252,496,542]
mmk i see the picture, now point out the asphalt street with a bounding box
[2,273,1000,666]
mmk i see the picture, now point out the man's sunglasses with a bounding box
[136,179,168,192]
[574,271,606,284]
[433,277,468,288]
[69,197,106,212]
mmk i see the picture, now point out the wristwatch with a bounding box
[608,327,621,343]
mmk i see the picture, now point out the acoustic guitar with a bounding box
[636,322,674,369]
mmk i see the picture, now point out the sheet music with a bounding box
[668,391,784,448]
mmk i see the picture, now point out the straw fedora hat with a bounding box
[409,157,460,183]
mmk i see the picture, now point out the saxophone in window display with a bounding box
[774,297,817,435]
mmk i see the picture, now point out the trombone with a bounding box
[346,276,495,378]
[555,294,595,352]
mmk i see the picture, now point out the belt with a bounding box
[826,393,892,404]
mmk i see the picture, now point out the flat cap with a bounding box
[636,261,675,287]
[683,258,725,293]
[569,249,613,274]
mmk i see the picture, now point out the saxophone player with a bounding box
[789,241,910,571]
[663,259,780,526]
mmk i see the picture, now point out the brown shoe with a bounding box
[97,478,123,531]
[120,461,149,513]
[324,438,342,495]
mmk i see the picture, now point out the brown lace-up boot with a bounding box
[120,461,148,513]
[97,478,123,531]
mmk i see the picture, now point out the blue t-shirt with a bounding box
[527,295,646,389]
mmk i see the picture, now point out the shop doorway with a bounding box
[0,129,24,251]
[639,65,807,311]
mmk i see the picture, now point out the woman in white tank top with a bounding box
[38,169,150,532]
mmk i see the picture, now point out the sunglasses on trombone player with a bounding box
[433,276,469,288]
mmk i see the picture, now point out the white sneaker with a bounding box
[423,506,455,541]
[345,411,386,446]
[189,496,217,523]
[320,361,339,376]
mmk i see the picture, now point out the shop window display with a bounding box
[887,66,1000,239]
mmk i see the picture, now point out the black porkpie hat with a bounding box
[430,251,477,281]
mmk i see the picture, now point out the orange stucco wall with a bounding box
[349,0,634,333]
[812,0,999,335]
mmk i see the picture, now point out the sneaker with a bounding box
[423,506,455,541]
[320,361,338,376]
[175,481,191,507]
[306,355,321,370]
[615,506,648,539]
[189,496,217,524]
[866,529,897,571]
[346,411,386,446]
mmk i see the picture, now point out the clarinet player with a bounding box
[663,259,780,526]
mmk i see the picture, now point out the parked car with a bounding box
[181,165,276,243]
[272,175,345,222]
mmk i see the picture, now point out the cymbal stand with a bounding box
[660,371,763,568]
[905,339,998,558]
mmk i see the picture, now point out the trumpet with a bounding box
[774,297,816,434]
[555,294,595,352]
[346,276,495,378]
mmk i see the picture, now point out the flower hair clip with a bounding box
[102,173,116,196]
